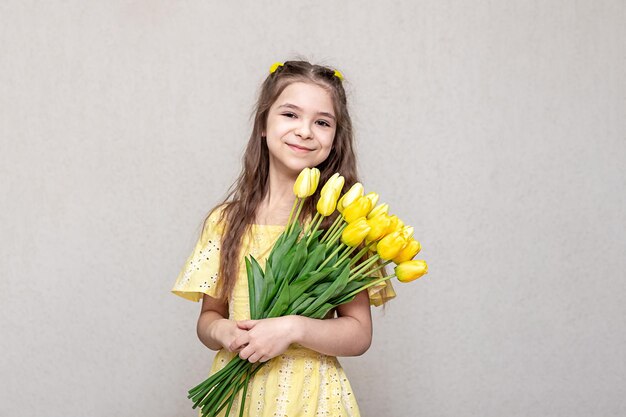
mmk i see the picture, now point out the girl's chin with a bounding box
[270,158,317,176]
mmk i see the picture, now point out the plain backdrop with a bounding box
[1,1,625,416]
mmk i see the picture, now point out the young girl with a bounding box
[172,60,396,417]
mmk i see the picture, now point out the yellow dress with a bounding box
[171,206,396,417]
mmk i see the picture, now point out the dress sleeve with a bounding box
[171,207,226,302]
[367,267,397,307]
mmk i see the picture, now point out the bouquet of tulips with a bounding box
[187,168,428,416]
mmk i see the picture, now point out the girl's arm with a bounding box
[197,294,247,352]
[233,290,372,363]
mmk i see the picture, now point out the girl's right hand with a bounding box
[212,319,248,353]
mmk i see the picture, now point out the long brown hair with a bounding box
[204,59,361,301]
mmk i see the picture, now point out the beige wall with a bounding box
[1,1,625,416]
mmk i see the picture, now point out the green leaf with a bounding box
[249,256,265,320]
[245,258,256,319]
[259,260,276,313]
[287,266,335,305]
[289,296,316,315]
[309,303,336,319]
[300,260,351,316]
[283,239,308,283]
[296,244,327,279]
[265,278,291,318]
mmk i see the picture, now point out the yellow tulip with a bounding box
[343,196,373,223]
[365,192,379,208]
[401,225,414,240]
[341,217,371,247]
[386,215,400,234]
[367,203,389,219]
[337,195,346,214]
[320,173,344,197]
[316,187,341,216]
[341,183,364,209]
[392,239,421,263]
[395,260,428,282]
[366,214,392,242]
[376,231,407,260]
[293,167,320,198]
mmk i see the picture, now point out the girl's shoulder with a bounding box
[200,203,229,244]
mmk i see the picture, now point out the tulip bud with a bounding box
[401,225,414,240]
[343,196,373,223]
[377,231,408,260]
[337,195,346,214]
[320,173,344,197]
[395,260,428,282]
[392,239,421,263]
[316,188,341,217]
[365,192,379,208]
[386,215,400,234]
[340,183,364,209]
[293,167,320,198]
[366,214,392,242]
[367,203,389,219]
[341,217,371,247]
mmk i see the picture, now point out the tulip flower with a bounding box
[340,182,364,208]
[392,239,421,263]
[367,203,389,219]
[343,196,373,223]
[293,167,320,198]
[365,192,379,208]
[401,225,414,240]
[366,214,392,242]
[385,215,400,234]
[317,187,341,216]
[395,260,428,282]
[320,173,344,197]
[376,230,407,260]
[341,217,371,247]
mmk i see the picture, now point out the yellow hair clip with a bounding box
[333,69,344,81]
[269,62,284,74]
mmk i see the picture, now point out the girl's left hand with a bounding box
[232,316,299,363]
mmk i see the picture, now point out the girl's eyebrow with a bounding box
[278,103,336,121]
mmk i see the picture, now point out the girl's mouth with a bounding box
[287,144,313,152]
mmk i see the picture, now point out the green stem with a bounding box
[318,244,344,270]
[362,260,392,277]
[350,255,380,279]
[349,241,376,266]
[285,197,300,233]
[306,214,325,246]
[337,275,395,304]
[287,199,304,235]
[327,223,347,247]
[320,214,344,243]
[335,245,357,267]
[302,212,320,238]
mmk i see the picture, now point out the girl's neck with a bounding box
[256,166,298,226]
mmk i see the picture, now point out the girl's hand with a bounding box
[231,316,299,363]
[211,319,248,353]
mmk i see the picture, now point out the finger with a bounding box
[229,334,250,352]
[238,346,252,361]
[236,320,257,330]
[247,352,261,363]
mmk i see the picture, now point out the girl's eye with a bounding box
[282,112,297,118]
[317,120,332,128]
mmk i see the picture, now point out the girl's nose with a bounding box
[295,122,313,140]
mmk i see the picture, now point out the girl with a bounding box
[172,60,396,417]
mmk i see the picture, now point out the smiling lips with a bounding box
[287,143,314,152]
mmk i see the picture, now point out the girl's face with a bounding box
[264,82,337,178]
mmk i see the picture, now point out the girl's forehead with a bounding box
[273,82,335,114]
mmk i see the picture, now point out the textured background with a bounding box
[1,1,625,416]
